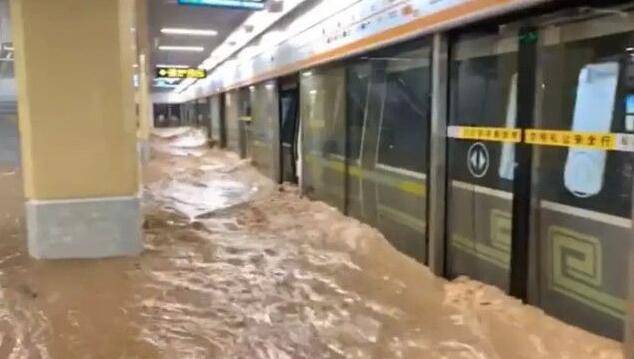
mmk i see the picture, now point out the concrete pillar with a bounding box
[10,0,142,259]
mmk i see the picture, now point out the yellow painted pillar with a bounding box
[10,0,142,259]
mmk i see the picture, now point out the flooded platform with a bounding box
[0,129,624,358]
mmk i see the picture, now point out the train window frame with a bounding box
[374,48,432,175]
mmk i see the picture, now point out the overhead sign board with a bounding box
[177,0,265,10]
[156,67,207,80]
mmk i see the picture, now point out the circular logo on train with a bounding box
[467,142,490,178]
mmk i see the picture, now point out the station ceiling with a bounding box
[148,0,253,91]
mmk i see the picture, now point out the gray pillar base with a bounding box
[26,196,142,259]
[137,140,151,164]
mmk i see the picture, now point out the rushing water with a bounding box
[0,129,623,358]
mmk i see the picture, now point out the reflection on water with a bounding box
[0,128,624,358]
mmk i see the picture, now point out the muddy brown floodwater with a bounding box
[0,128,625,358]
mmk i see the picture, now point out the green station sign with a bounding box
[156,67,207,79]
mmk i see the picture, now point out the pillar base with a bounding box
[138,140,151,164]
[25,196,142,259]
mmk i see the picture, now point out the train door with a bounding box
[445,28,518,290]
[210,94,224,147]
[279,76,300,184]
[528,9,634,340]
[179,104,185,126]
[188,102,195,126]
[205,97,213,142]
[299,66,347,212]
[249,81,281,182]
[345,60,370,221]
[180,103,187,125]
[219,94,227,148]
[197,98,209,133]
[347,39,432,262]
[238,87,251,159]
[225,91,241,154]
[187,101,196,126]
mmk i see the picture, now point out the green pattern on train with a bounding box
[550,226,626,319]
[450,209,512,270]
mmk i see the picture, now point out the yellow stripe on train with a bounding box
[447,126,521,143]
[525,129,616,150]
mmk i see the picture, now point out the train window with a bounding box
[376,48,430,174]
[530,10,634,339]
[238,88,251,159]
[446,29,518,291]
[346,62,371,162]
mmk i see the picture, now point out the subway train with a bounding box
[154,0,634,341]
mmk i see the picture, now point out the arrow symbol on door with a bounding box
[467,142,490,178]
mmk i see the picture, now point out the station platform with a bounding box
[0,128,622,358]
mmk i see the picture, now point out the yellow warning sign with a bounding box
[525,129,617,150]
[447,126,521,143]
[156,67,207,79]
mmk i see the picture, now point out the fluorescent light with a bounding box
[154,77,181,84]
[153,83,179,88]
[302,71,313,77]
[161,28,218,36]
[156,64,190,68]
[178,0,265,10]
[3,46,13,51]
[158,46,204,52]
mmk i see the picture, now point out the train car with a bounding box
[192,0,634,342]
[224,90,241,155]
[278,75,300,184]
[208,94,225,148]
[247,81,281,182]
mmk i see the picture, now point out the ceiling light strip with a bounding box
[156,64,191,68]
[161,28,218,36]
[158,45,204,52]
